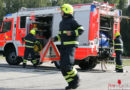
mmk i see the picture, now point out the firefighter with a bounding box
[114,32,123,72]
[23,29,38,68]
[52,4,84,90]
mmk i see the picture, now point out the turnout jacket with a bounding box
[114,36,123,53]
[24,33,36,48]
[54,16,84,47]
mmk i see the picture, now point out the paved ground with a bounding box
[0,56,130,90]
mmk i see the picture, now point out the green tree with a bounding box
[0,0,4,18]
[116,0,130,56]
[0,0,4,26]
[3,0,23,14]
[120,5,130,56]
[117,0,127,9]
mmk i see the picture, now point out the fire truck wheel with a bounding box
[53,61,60,69]
[88,59,97,69]
[79,61,90,70]
[5,49,20,65]
[79,59,97,70]
[16,57,23,64]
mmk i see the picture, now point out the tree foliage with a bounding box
[120,4,130,56]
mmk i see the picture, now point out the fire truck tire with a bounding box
[88,60,97,69]
[16,57,23,64]
[5,49,21,65]
[79,61,90,70]
[53,61,60,69]
[79,59,97,70]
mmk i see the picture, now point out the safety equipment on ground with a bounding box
[61,4,73,15]
[30,29,36,35]
[115,32,120,37]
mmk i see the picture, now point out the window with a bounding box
[2,21,12,33]
[20,16,26,28]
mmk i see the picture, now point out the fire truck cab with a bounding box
[0,2,121,70]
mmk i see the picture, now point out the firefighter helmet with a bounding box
[30,29,36,35]
[61,4,73,15]
[115,32,120,37]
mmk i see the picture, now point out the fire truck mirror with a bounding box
[2,21,12,33]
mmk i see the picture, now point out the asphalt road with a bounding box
[0,56,130,90]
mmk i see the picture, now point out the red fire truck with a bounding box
[0,2,121,70]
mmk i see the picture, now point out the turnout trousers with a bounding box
[115,51,123,71]
[23,47,37,64]
[60,46,79,86]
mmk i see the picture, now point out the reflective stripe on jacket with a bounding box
[24,33,36,48]
[114,36,123,52]
[54,16,84,47]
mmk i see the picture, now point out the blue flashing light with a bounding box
[118,10,121,16]
[91,5,96,12]
[5,14,12,17]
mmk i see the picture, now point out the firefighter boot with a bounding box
[23,59,27,68]
[23,63,26,68]
[115,68,118,71]
[115,65,123,73]
[32,60,37,68]
[65,84,79,90]
[116,69,123,73]
[33,64,37,68]
[65,79,80,90]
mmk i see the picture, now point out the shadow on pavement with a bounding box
[0,88,64,90]
[0,63,112,73]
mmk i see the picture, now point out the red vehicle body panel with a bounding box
[0,18,14,47]
[0,3,121,61]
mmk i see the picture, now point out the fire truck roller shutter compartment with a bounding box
[74,10,90,46]
[33,15,53,52]
[27,15,53,65]
[99,15,114,60]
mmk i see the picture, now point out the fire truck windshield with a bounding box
[2,21,12,33]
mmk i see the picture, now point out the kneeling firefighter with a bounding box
[23,29,39,68]
[52,4,84,90]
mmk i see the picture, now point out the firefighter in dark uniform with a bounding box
[23,29,38,68]
[114,32,123,72]
[52,4,84,90]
